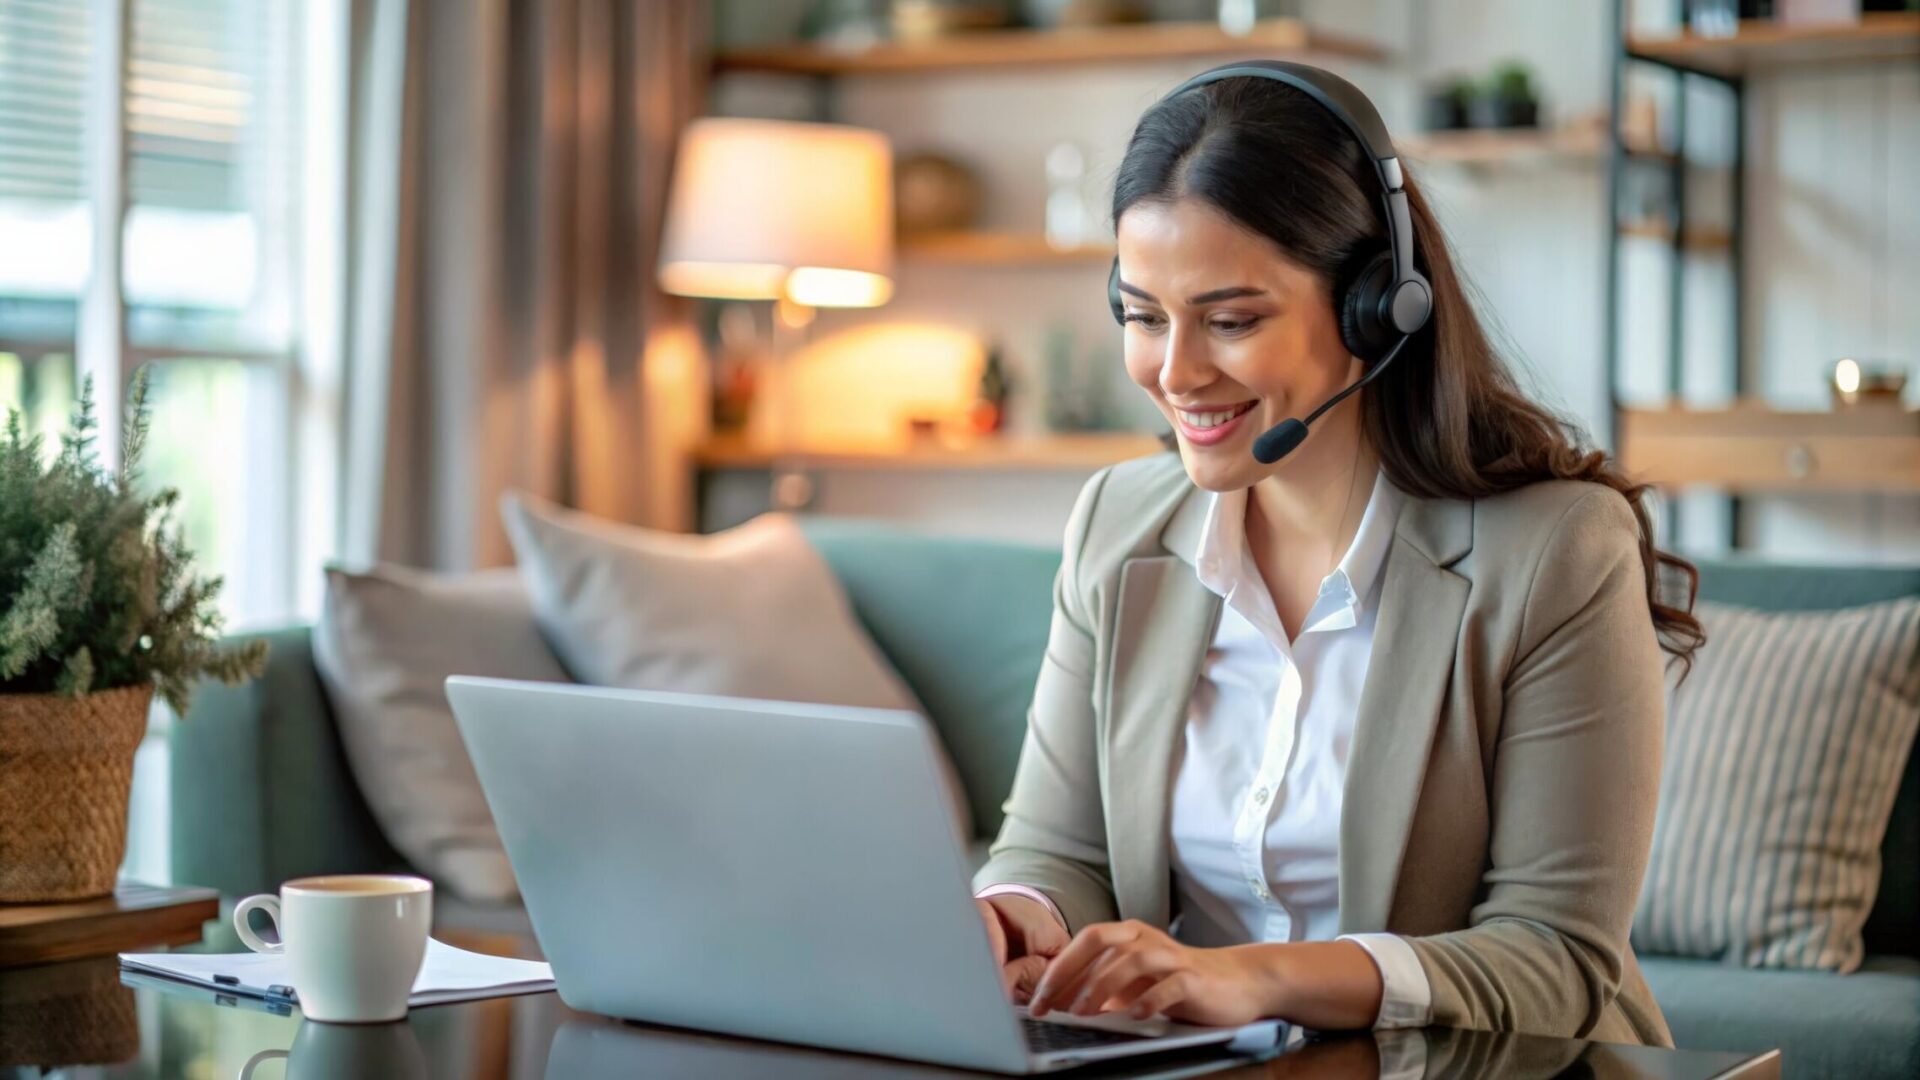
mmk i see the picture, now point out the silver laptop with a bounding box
[445,676,1285,1074]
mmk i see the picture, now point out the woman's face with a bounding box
[1115,197,1361,493]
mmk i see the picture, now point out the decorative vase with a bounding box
[0,684,153,902]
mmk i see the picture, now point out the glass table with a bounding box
[1,954,1781,1079]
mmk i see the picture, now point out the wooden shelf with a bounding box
[900,231,1113,266]
[696,432,1165,471]
[1627,13,1920,79]
[712,17,1387,76]
[1401,125,1674,169]
[1619,219,1734,252]
[1619,403,1920,493]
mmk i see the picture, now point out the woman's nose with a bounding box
[1157,325,1216,399]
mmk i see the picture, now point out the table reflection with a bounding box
[0,957,1775,1080]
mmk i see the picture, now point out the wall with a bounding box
[708,0,1918,561]
[1740,58,1920,559]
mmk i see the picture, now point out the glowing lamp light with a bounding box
[658,118,895,309]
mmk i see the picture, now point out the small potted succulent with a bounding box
[1423,75,1477,132]
[1468,61,1542,129]
[0,369,267,902]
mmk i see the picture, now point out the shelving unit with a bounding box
[1619,404,1920,493]
[1400,124,1675,169]
[712,17,1386,76]
[1602,6,1920,545]
[716,17,1385,269]
[700,14,1385,502]
[1625,12,1920,78]
[1617,219,1733,251]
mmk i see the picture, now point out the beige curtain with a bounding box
[340,0,706,571]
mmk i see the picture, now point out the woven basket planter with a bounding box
[0,684,153,902]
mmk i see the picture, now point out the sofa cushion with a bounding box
[1641,953,1920,1078]
[1634,596,1920,971]
[798,518,1059,840]
[314,565,572,903]
[502,493,921,709]
[500,494,971,838]
[1689,559,1920,959]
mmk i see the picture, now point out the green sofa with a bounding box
[170,520,1919,1076]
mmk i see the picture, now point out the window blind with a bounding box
[127,0,275,213]
[0,0,92,202]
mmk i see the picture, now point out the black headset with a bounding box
[1108,60,1432,465]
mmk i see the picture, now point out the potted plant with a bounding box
[0,369,267,902]
[1423,75,1477,132]
[1468,61,1542,129]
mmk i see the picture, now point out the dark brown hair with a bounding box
[1115,76,1703,672]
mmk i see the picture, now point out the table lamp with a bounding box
[658,118,896,506]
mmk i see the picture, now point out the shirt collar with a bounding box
[1193,469,1405,636]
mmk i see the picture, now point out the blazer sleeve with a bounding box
[970,467,1121,934]
[1404,488,1667,1039]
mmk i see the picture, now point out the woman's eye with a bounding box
[1121,312,1165,330]
[1211,318,1258,335]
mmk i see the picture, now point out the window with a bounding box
[2,0,325,886]
[0,0,305,627]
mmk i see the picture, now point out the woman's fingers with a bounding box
[1002,954,1049,1003]
[1029,920,1147,1015]
[1069,947,1174,1016]
[1092,973,1162,1016]
[1126,971,1196,1019]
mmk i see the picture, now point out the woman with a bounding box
[970,66,1703,1045]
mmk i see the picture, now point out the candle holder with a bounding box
[1830,358,1909,408]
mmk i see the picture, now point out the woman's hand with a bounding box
[975,895,1071,1004]
[1027,919,1282,1028]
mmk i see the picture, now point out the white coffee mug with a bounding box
[233,874,432,1023]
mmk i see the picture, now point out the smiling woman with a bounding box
[971,62,1707,1047]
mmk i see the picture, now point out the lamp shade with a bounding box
[658,117,894,308]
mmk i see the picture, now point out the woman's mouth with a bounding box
[1173,400,1259,446]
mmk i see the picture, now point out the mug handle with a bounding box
[238,1049,288,1079]
[233,894,284,954]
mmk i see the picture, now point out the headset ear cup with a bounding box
[1337,250,1398,364]
[1107,257,1125,325]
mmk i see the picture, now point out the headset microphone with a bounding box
[1251,333,1410,465]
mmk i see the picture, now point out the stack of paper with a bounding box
[119,937,555,1008]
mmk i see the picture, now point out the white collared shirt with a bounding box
[1167,469,1431,1030]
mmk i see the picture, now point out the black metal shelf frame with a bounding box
[1603,0,1749,549]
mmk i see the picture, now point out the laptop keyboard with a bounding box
[1021,1016,1154,1054]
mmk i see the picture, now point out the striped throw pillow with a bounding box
[1632,596,1920,971]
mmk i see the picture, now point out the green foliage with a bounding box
[1439,75,1478,105]
[1487,60,1537,104]
[0,368,267,714]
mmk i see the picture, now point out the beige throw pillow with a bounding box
[499,492,971,833]
[1633,596,1920,971]
[314,565,571,903]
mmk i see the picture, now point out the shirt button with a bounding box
[1253,787,1269,805]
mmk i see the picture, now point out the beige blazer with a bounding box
[974,452,1673,1047]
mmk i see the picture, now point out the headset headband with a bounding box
[1154,61,1419,292]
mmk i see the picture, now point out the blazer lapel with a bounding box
[1338,495,1473,934]
[1104,554,1221,928]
